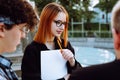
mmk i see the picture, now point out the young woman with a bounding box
[21,2,81,80]
[0,0,38,80]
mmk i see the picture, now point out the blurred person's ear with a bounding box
[0,23,5,38]
[112,28,120,59]
[112,28,120,49]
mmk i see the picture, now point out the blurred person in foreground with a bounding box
[65,1,120,80]
[0,0,38,80]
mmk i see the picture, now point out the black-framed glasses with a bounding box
[54,20,67,27]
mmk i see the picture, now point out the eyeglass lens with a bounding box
[54,20,67,27]
[22,27,30,33]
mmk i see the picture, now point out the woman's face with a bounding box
[51,12,67,38]
[0,23,27,53]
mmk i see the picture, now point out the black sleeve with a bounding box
[66,41,82,73]
[21,42,41,80]
[68,61,117,80]
[68,66,96,80]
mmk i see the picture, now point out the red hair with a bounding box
[34,2,69,47]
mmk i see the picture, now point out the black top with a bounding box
[21,38,81,80]
[69,59,120,80]
[0,55,18,80]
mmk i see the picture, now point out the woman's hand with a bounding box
[61,49,75,67]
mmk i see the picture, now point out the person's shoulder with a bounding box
[0,75,7,80]
[113,59,120,65]
[25,41,38,50]
[25,41,45,51]
[27,41,41,47]
[60,38,70,44]
[0,69,7,80]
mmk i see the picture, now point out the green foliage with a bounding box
[96,0,118,12]
[95,0,118,23]
[31,0,56,14]
[59,0,82,22]
[31,0,96,22]
[81,0,96,21]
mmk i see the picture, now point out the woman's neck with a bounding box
[45,42,55,50]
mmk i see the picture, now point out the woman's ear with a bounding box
[0,23,5,37]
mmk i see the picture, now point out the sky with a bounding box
[89,0,99,10]
[91,0,99,7]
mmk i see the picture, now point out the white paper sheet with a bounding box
[41,50,67,80]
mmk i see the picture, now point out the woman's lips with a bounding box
[57,31,62,34]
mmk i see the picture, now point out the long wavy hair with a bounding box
[34,2,69,47]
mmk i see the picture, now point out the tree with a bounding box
[82,0,96,21]
[95,0,117,23]
[31,0,55,14]
[32,0,96,22]
[59,0,82,22]
[80,0,97,30]
[59,0,96,22]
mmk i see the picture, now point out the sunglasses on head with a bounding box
[0,16,15,25]
[0,16,25,30]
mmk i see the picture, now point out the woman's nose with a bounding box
[59,24,65,30]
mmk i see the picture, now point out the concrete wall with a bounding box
[68,38,114,53]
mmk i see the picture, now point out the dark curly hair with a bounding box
[0,0,38,30]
